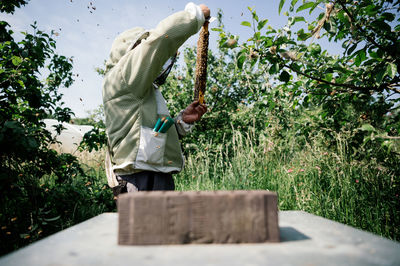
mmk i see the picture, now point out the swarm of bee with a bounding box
[194,22,209,104]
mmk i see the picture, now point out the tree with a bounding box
[226,0,400,238]
[233,0,399,161]
[0,0,27,14]
[0,0,88,254]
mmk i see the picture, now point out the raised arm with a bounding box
[118,3,208,99]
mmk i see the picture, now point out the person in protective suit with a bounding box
[103,3,210,196]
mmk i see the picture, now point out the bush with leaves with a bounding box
[0,1,114,255]
[76,105,107,152]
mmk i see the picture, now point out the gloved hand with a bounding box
[199,4,210,19]
[182,101,207,123]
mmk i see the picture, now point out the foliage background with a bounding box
[0,0,114,255]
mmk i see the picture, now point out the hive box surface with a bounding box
[118,190,279,245]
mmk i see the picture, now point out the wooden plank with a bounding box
[118,191,279,245]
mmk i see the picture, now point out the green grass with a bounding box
[175,129,400,241]
[4,127,397,256]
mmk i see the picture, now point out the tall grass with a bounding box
[50,127,399,241]
[175,128,400,240]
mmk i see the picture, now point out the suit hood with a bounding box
[105,27,149,72]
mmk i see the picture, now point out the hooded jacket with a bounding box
[103,3,204,178]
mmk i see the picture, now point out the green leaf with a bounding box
[368,50,379,59]
[308,43,321,55]
[294,16,306,23]
[337,10,349,26]
[296,2,314,12]
[381,140,393,153]
[292,99,298,110]
[386,63,397,79]
[297,28,311,41]
[309,1,321,14]
[279,70,291,82]
[325,73,333,82]
[269,63,280,74]
[241,21,252,27]
[11,56,22,66]
[371,20,392,33]
[289,0,298,11]
[375,68,387,84]
[354,49,366,67]
[365,4,379,16]
[302,95,309,107]
[237,54,246,69]
[381,12,395,22]
[361,124,375,132]
[347,43,358,55]
[279,0,285,14]
[44,215,61,222]
[289,16,306,26]
[291,0,300,9]
[252,12,259,22]
[257,19,268,30]
[17,80,24,87]
[291,63,301,72]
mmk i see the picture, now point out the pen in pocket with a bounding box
[158,117,174,133]
[153,117,166,132]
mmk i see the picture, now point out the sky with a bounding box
[3,0,340,118]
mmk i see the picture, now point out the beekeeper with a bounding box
[103,3,209,195]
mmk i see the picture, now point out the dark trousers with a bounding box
[116,171,175,194]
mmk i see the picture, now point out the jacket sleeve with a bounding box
[174,111,195,137]
[118,6,204,99]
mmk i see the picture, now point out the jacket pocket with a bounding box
[136,126,167,165]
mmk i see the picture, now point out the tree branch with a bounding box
[391,87,400,94]
[279,62,400,94]
[283,63,367,92]
[336,0,397,59]
[377,135,400,140]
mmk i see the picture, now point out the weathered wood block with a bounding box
[118,190,279,245]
